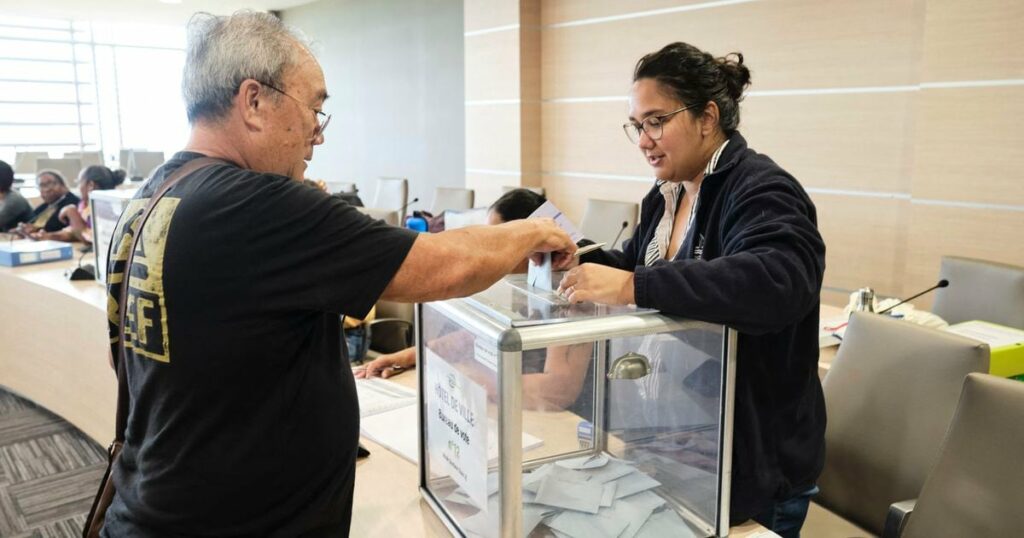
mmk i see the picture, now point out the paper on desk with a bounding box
[359,404,419,464]
[528,201,584,243]
[355,377,416,418]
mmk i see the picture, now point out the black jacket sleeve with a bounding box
[632,175,825,335]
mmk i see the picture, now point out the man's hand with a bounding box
[557,263,636,305]
[526,218,576,266]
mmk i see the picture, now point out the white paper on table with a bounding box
[613,471,661,499]
[528,201,584,243]
[359,404,419,463]
[355,377,417,418]
[534,475,604,514]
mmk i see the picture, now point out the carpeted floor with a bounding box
[0,387,106,537]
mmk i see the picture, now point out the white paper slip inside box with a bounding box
[0,239,73,267]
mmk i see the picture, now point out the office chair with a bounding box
[36,158,83,187]
[884,374,1024,538]
[355,207,400,226]
[805,312,989,537]
[430,187,474,214]
[64,151,104,168]
[931,256,1024,329]
[579,198,638,248]
[373,177,409,221]
[13,151,49,174]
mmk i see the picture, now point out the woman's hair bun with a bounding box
[716,52,751,101]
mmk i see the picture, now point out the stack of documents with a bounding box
[447,453,703,538]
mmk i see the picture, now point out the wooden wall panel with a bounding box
[466,104,521,171]
[465,29,520,101]
[812,194,909,298]
[542,174,653,226]
[541,0,715,26]
[467,171,521,209]
[464,0,518,34]
[541,101,649,178]
[911,87,1024,206]
[742,92,916,193]
[903,204,1024,309]
[541,0,920,99]
[921,0,1024,81]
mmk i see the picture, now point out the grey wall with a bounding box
[281,0,465,212]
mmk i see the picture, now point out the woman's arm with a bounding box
[521,343,593,411]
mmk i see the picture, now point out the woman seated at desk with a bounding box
[13,169,79,235]
[31,165,123,243]
[0,160,33,231]
[356,188,594,413]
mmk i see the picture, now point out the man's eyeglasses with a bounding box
[259,81,331,138]
[622,103,698,144]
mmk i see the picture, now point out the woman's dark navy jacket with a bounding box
[581,131,827,524]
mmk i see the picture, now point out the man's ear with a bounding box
[237,79,266,131]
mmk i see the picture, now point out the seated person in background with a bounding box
[357,188,594,413]
[14,169,79,235]
[0,160,33,231]
[31,165,124,243]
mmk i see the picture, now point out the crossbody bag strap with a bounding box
[113,156,224,441]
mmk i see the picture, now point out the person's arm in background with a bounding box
[382,218,576,302]
[355,347,415,379]
[522,343,593,411]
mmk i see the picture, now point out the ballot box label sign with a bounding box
[426,348,488,510]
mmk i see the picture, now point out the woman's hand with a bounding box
[557,263,636,305]
[354,347,416,379]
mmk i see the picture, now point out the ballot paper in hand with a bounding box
[528,201,584,243]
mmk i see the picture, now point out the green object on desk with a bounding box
[945,321,1024,378]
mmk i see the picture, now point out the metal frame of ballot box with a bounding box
[416,294,738,538]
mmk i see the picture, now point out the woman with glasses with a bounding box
[556,42,826,537]
[31,165,124,243]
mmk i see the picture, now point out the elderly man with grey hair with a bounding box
[98,11,575,537]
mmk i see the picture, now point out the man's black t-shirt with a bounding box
[102,152,417,536]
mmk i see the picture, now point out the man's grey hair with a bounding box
[182,11,310,124]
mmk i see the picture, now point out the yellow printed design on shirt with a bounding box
[106,196,181,363]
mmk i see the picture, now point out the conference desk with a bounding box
[1,256,839,537]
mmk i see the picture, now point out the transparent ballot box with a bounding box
[417,274,738,537]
